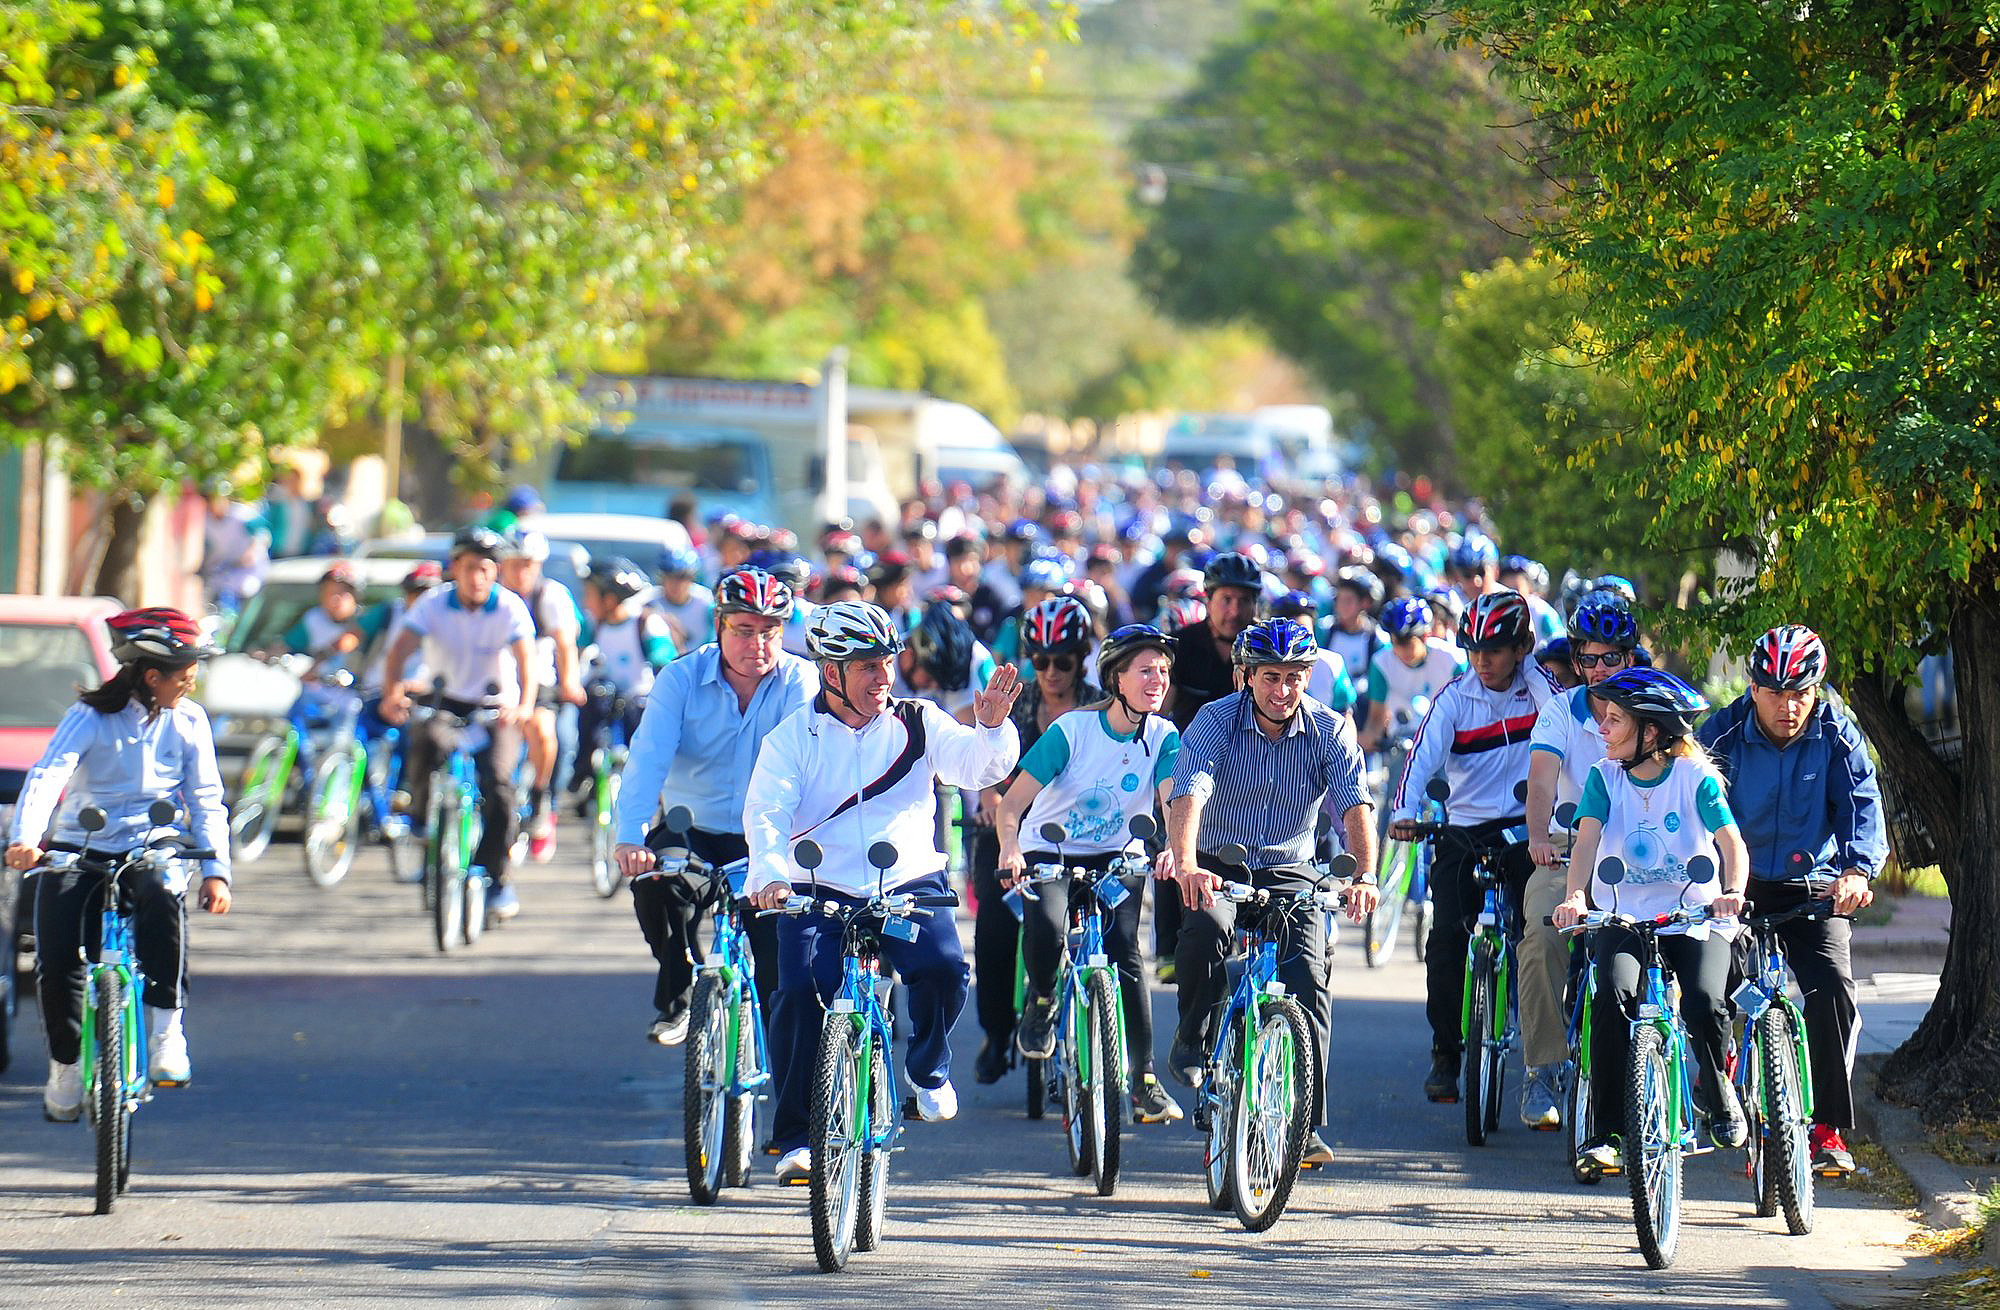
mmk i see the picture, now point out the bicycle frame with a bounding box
[1202,903,1295,1113]
[828,917,901,1159]
[79,871,147,1117]
[1732,921,1816,1119]
[694,859,773,1103]
[1629,928,1703,1157]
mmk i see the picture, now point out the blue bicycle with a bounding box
[773,838,957,1273]
[1195,845,1356,1231]
[46,800,214,1214]
[1012,814,1155,1196]
[406,696,502,953]
[649,805,771,1205]
[1733,872,1832,1236]
[582,680,638,900]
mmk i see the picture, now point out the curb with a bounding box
[1855,1053,1999,1262]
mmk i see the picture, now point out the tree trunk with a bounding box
[91,493,148,604]
[1873,587,2000,1124]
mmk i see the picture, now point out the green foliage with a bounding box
[1380,0,2000,680]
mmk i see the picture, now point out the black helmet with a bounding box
[586,556,649,603]
[450,525,505,562]
[1203,551,1262,594]
[908,600,976,693]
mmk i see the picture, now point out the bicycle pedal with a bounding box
[151,1078,188,1090]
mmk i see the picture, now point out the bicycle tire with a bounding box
[387,828,421,885]
[1060,985,1093,1178]
[591,770,622,898]
[1567,1052,1599,1185]
[1025,1055,1046,1121]
[809,1011,864,1272]
[1228,997,1313,1231]
[1203,1030,1234,1212]
[854,1038,892,1252]
[230,736,287,865]
[1761,1005,1814,1235]
[93,971,126,1215]
[1741,1032,1775,1218]
[1464,941,1497,1147]
[421,784,444,912]
[724,992,758,1189]
[433,792,463,954]
[1086,971,1125,1197]
[1365,842,1412,968]
[304,746,363,888]
[1626,1024,1682,1269]
[682,976,729,1203]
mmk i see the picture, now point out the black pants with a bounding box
[1019,850,1154,1074]
[630,829,778,1023]
[967,826,1019,1046]
[35,860,186,1066]
[1153,876,1183,961]
[404,701,523,888]
[1591,926,1733,1131]
[1425,816,1533,1056]
[1747,877,1860,1129]
[1174,859,1334,1127]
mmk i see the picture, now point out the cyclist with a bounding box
[1359,597,1466,755]
[565,557,675,802]
[743,602,1023,1184]
[1518,592,1641,1128]
[1552,669,1751,1170]
[6,608,232,1115]
[1322,565,1386,698]
[1273,591,1357,720]
[378,526,536,921]
[270,562,365,674]
[1425,586,1467,646]
[1536,636,1581,690]
[499,527,584,863]
[997,623,1184,1123]
[1500,555,1565,643]
[1695,625,1884,1175]
[1447,535,1501,603]
[992,558,1074,666]
[968,595,1098,1085]
[652,545,713,655]
[611,568,816,1043]
[1164,617,1379,1168]
[896,598,996,722]
[1389,589,1562,1102]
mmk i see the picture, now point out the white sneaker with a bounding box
[913,1078,958,1123]
[775,1147,811,1184]
[147,1007,191,1085]
[648,1012,689,1046]
[488,885,521,920]
[43,1060,81,1122]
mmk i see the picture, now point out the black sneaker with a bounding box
[1015,997,1057,1060]
[1168,1034,1208,1089]
[1301,1130,1335,1168]
[1579,1134,1623,1176]
[974,1036,1011,1086]
[1425,1049,1460,1103]
[1131,1075,1185,1124]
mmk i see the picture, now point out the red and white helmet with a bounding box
[1749,625,1827,691]
[1022,596,1091,655]
[1163,568,1207,603]
[1459,589,1533,651]
[107,607,212,666]
[715,567,793,620]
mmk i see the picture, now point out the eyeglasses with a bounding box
[1574,651,1633,670]
[1031,654,1078,673]
[722,622,782,644]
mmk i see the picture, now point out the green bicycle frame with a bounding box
[79,962,140,1106]
[1768,993,1816,1120]
[315,742,367,825]
[1459,927,1511,1044]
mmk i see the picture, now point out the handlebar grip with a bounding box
[178,848,218,862]
[1542,916,1556,925]
[45,841,83,854]
[913,892,960,908]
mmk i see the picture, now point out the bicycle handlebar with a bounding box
[1745,898,1848,930]
[757,890,958,920]
[1220,881,1354,914]
[1545,905,1720,934]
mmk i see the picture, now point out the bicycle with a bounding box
[230,671,342,865]
[407,695,502,953]
[583,680,636,900]
[1193,844,1356,1232]
[1366,698,1437,966]
[302,673,419,887]
[1407,777,1530,1146]
[45,799,215,1214]
[646,805,770,1205]
[767,838,957,1273]
[1733,864,1832,1236]
[1557,852,1723,1270]
[1012,814,1155,1196]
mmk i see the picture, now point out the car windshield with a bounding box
[227,580,402,655]
[0,621,100,728]
[557,428,762,494]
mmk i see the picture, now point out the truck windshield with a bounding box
[558,429,762,494]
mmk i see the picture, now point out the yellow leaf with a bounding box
[158,175,175,208]
[12,269,31,294]
[194,285,213,311]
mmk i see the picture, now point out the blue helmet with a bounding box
[1004,518,1041,544]
[1448,535,1499,573]
[1536,636,1574,666]
[1589,667,1709,737]
[1019,558,1071,593]
[1382,596,1433,639]
[1375,542,1416,580]
[1232,617,1318,668]
[1590,573,1638,604]
[1271,590,1317,620]
[1569,594,1640,648]
[657,545,701,578]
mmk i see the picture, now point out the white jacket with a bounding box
[1390,655,1563,825]
[744,695,1019,897]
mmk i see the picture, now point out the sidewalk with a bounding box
[1852,891,1952,962]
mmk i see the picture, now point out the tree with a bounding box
[1383,0,2000,1118]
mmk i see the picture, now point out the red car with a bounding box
[0,594,122,1073]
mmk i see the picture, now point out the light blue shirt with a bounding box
[612,644,820,843]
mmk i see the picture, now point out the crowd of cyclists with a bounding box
[5,460,1890,1247]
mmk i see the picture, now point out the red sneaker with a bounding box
[1810,1124,1855,1175]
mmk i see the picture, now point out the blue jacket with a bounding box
[1695,694,1887,883]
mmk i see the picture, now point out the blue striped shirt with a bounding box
[1169,691,1370,868]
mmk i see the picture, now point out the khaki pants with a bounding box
[1519,861,1574,1070]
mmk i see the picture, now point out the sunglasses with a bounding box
[1031,654,1078,673]
[1574,651,1633,670]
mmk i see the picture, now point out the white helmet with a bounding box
[806,601,904,663]
[500,526,548,563]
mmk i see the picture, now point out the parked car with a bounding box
[0,593,123,1074]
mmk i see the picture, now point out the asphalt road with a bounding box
[0,838,1934,1308]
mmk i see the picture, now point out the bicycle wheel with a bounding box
[1760,1005,1815,1235]
[304,746,363,888]
[682,976,730,1204]
[1060,986,1093,1178]
[1413,896,1433,963]
[1464,941,1497,1147]
[1567,1051,1599,1185]
[1626,1024,1682,1269]
[421,785,444,912]
[1086,971,1125,1197]
[809,1012,865,1272]
[854,1037,892,1252]
[230,736,287,865]
[1025,1055,1047,1121]
[1741,1033,1775,1218]
[591,768,622,898]
[433,793,464,954]
[724,991,759,1189]
[92,971,126,1215]
[1228,997,1313,1231]
[1364,842,1412,968]
[460,792,486,947]
[1203,1023,1234,1212]
[386,827,421,885]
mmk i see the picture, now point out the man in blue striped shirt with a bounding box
[1164,618,1378,1168]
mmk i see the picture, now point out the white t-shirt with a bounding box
[1529,684,1603,835]
[517,578,580,687]
[1017,710,1181,856]
[1324,622,1384,683]
[1580,757,1736,939]
[401,585,535,705]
